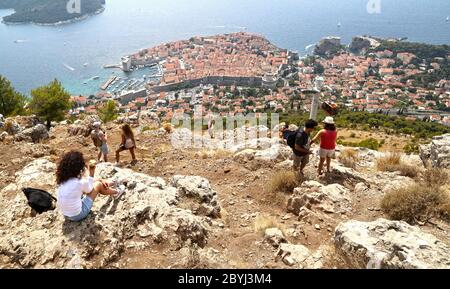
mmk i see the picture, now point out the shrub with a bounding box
[339,148,359,168]
[350,132,356,138]
[376,153,419,178]
[376,153,401,172]
[162,123,173,134]
[267,171,300,194]
[421,168,449,187]
[381,184,450,223]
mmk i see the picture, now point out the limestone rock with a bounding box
[420,134,450,169]
[0,159,212,268]
[68,115,100,137]
[171,175,221,218]
[15,124,49,143]
[334,219,450,269]
[275,243,327,268]
[314,37,342,57]
[287,181,351,215]
[264,228,287,247]
[349,36,380,55]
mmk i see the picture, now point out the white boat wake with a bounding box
[62,63,75,71]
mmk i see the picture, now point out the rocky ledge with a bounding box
[0,159,221,268]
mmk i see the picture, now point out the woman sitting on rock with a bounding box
[115,124,137,166]
[56,151,124,222]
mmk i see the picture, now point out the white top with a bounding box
[125,138,134,149]
[57,177,94,217]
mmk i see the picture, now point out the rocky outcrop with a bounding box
[171,175,221,218]
[420,134,450,168]
[15,124,49,143]
[68,115,100,137]
[116,110,161,128]
[264,228,287,247]
[275,243,328,268]
[349,36,380,55]
[287,181,352,216]
[314,37,343,57]
[0,159,216,268]
[334,219,450,269]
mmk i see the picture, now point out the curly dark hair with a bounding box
[56,151,86,185]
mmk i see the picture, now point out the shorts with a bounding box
[99,143,109,155]
[293,153,310,170]
[319,148,335,158]
[66,196,94,222]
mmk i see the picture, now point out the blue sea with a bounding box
[0,0,449,96]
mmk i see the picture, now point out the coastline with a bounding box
[1,6,105,26]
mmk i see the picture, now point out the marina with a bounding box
[100,76,117,90]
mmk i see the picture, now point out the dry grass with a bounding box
[267,171,300,194]
[421,168,449,187]
[376,153,401,171]
[376,153,420,178]
[196,149,232,160]
[254,214,286,236]
[381,184,450,224]
[338,148,359,168]
[162,123,173,134]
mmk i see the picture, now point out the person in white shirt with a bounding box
[56,151,124,222]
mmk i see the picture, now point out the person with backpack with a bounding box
[56,151,125,222]
[310,116,338,175]
[287,119,318,178]
[91,121,109,162]
[115,124,137,166]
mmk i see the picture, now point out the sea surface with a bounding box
[0,0,449,96]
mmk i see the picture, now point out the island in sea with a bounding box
[0,0,105,25]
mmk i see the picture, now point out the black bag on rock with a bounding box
[22,188,57,214]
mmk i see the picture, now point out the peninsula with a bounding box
[0,0,105,25]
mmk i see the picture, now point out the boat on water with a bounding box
[62,63,75,71]
[92,76,100,80]
[337,22,341,28]
[83,63,89,67]
[14,40,26,43]
[446,16,449,22]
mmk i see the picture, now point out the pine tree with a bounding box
[0,75,26,117]
[29,79,72,128]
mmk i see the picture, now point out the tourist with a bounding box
[56,151,124,222]
[91,122,109,162]
[208,117,215,139]
[280,123,290,141]
[115,124,137,166]
[310,116,338,175]
[292,119,318,178]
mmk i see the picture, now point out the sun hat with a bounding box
[323,116,335,125]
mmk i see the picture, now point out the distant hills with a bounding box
[0,0,105,24]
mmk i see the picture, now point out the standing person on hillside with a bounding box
[91,122,109,162]
[208,117,215,139]
[310,116,338,175]
[115,124,137,166]
[290,119,319,179]
[56,151,124,222]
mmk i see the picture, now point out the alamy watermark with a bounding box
[367,0,381,14]
[170,106,280,151]
[67,0,81,14]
